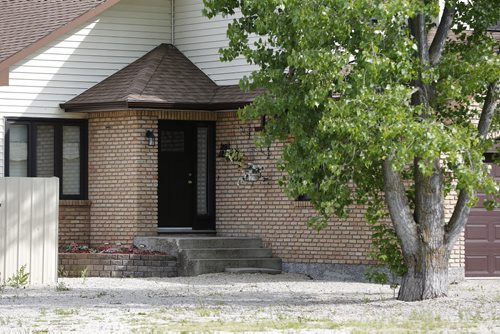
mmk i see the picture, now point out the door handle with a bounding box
[188,180,193,184]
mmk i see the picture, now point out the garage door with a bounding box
[465,154,500,277]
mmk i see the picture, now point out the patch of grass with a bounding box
[127,308,481,334]
[195,307,221,317]
[130,318,342,333]
[346,311,478,333]
[54,308,78,317]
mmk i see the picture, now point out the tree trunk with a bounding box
[383,155,455,301]
[398,244,450,301]
[396,159,449,301]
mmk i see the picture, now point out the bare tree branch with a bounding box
[429,6,456,65]
[445,82,499,248]
[478,82,499,138]
[410,13,430,64]
[445,191,470,251]
[383,155,420,257]
[409,13,432,109]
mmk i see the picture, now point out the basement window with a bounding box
[5,118,87,199]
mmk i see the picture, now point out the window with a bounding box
[5,118,87,199]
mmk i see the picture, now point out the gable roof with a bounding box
[0,0,121,84]
[61,44,262,112]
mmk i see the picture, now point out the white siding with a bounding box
[0,0,172,176]
[0,119,3,176]
[0,0,172,120]
[175,0,257,85]
[0,177,59,285]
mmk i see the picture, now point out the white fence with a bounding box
[0,177,59,285]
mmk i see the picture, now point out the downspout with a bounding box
[171,0,175,45]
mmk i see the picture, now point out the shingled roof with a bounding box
[0,0,120,84]
[61,44,261,112]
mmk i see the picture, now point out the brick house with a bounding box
[0,0,498,279]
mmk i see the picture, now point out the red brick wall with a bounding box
[215,112,376,265]
[59,200,91,246]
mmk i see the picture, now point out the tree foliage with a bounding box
[203,0,499,300]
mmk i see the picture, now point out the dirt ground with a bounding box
[0,273,499,333]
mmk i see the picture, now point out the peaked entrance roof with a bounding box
[0,0,121,84]
[61,44,261,112]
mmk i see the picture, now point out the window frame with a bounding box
[5,117,88,200]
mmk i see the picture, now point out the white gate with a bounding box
[0,177,59,285]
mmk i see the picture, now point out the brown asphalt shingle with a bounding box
[0,0,108,63]
[61,44,261,111]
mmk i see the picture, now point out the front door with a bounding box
[158,121,215,232]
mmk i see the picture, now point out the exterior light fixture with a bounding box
[218,143,231,158]
[146,130,156,147]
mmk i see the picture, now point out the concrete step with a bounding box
[225,267,281,274]
[182,257,282,276]
[180,248,272,260]
[133,236,262,256]
[177,237,262,250]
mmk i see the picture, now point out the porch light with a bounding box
[218,143,231,158]
[146,130,156,147]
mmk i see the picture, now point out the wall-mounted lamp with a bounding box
[218,143,231,158]
[146,130,156,147]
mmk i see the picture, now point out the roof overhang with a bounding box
[0,69,8,86]
[60,100,254,113]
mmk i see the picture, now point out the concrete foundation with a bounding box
[283,262,466,283]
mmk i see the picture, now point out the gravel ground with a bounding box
[0,273,499,333]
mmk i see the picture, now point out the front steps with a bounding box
[134,236,282,276]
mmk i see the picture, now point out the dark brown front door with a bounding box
[465,153,500,277]
[158,121,215,231]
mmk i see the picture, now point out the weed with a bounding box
[7,265,30,288]
[39,308,47,318]
[56,281,70,292]
[57,265,68,278]
[80,267,88,283]
[96,291,107,298]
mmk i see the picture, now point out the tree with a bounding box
[203,0,500,301]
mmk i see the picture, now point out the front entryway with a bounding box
[158,121,215,232]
